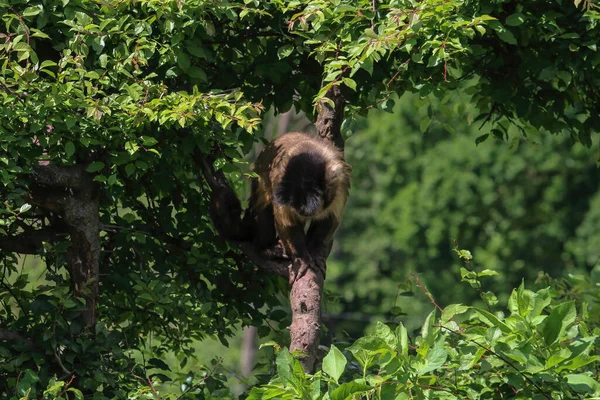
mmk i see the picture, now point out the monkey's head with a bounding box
[274,152,327,218]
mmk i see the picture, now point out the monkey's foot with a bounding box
[289,258,326,284]
[312,257,327,279]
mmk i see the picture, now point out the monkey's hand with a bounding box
[289,257,314,284]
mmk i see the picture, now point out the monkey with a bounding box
[247,132,351,283]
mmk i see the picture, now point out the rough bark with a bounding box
[29,165,101,328]
[315,85,346,151]
[289,267,325,371]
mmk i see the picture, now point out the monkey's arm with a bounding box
[306,214,340,277]
[274,209,314,283]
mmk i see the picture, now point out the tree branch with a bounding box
[0,228,67,254]
[32,165,86,189]
[315,85,347,151]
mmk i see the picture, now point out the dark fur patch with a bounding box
[274,152,327,216]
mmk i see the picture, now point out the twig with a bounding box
[57,375,75,399]
[54,348,73,376]
[411,273,443,313]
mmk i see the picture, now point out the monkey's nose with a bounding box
[298,206,317,217]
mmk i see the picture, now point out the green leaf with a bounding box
[188,66,207,81]
[542,301,576,345]
[277,44,294,59]
[19,203,32,214]
[276,348,303,390]
[420,117,430,133]
[342,77,357,91]
[177,51,191,70]
[141,136,159,146]
[565,374,600,393]
[475,134,489,145]
[330,382,371,400]
[396,323,408,357]
[375,322,396,349]
[67,388,84,400]
[505,13,525,26]
[347,336,390,369]
[65,141,75,158]
[40,60,57,69]
[417,346,448,374]
[441,304,469,324]
[362,57,373,75]
[380,98,395,113]
[322,345,346,383]
[545,347,572,369]
[148,358,171,371]
[23,6,42,17]
[496,29,517,45]
[559,32,580,39]
[86,161,105,172]
[473,308,512,334]
[421,309,436,343]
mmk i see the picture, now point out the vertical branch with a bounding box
[289,86,347,372]
[315,85,346,151]
[63,184,100,328]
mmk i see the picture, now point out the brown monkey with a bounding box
[247,132,351,282]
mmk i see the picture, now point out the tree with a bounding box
[1,0,599,395]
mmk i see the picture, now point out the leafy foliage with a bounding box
[1,0,599,396]
[250,272,600,399]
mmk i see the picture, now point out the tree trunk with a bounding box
[31,165,101,328]
[63,190,100,328]
[289,268,325,371]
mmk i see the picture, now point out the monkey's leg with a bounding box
[306,215,339,278]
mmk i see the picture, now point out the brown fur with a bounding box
[248,132,351,282]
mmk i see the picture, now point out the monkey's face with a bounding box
[293,185,324,218]
[275,178,326,219]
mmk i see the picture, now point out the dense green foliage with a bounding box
[1,0,599,397]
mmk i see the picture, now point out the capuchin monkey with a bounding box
[247,132,352,283]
